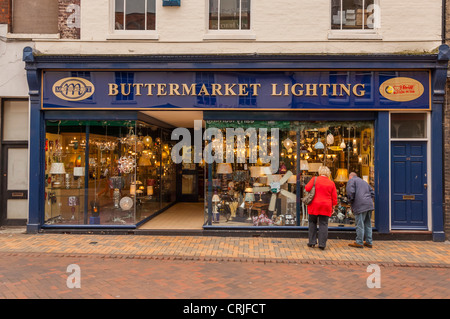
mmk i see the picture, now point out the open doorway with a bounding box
[137,111,206,230]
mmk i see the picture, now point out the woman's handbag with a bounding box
[302,177,317,205]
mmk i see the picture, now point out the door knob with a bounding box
[424,184,428,189]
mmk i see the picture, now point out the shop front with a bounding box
[23,47,448,241]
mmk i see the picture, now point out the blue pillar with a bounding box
[375,111,390,233]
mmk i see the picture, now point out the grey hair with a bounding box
[318,165,331,178]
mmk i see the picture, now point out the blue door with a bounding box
[391,142,428,229]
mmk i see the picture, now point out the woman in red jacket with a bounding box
[304,166,337,250]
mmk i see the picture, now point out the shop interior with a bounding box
[43,111,375,229]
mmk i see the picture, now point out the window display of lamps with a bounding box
[212,192,221,223]
[244,187,255,220]
[49,162,66,188]
[216,163,232,194]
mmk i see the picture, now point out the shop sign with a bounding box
[42,70,430,110]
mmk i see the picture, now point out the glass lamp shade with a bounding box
[49,163,66,174]
[314,138,324,149]
[244,192,255,202]
[335,168,349,182]
[216,163,232,174]
[212,194,221,202]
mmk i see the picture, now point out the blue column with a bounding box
[374,111,390,233]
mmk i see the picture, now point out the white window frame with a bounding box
[328,0,382,40]
[204,0,255,40]
[108,0,159,40]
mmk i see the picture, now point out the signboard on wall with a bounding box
[42,70,431,110]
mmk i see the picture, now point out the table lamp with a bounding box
[73,167,85,189]
[244,188,255,220]
[49,163,66,188]
[212,193,221,223]
[217,163,232,194]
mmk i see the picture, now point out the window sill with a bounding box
[327,31,382,41]
[7,33,60,40]
[203,31,256,41]
[107,32,159,40]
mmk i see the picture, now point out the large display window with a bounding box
[44,120,176,226]
[204,120,375,228]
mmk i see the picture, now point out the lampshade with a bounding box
[261,166,273,175]
[245,187,253,193]
[250,166,263,178]
[49,163,66,174]
[300,160,309,171]
[212,194,221,202]
[282,138,293,149]
[314,138,324,149]
[73,167,85,177]
[244,192,255,202]
[340,140,346,149]
[308,163,322,173]
[138,156,151,166]
[287,175,297,184]
[335,168,349,182]
[217,163,232,174]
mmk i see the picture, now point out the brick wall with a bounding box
[0,0,11,27]
[58,0,80,39]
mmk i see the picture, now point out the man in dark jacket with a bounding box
[346,172,375,248]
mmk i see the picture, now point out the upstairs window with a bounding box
[12,0,58,34]
[209,0,250,30]
[114,0,156,31]
[331,0,378,31]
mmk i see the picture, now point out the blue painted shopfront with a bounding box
[23,45,449,241]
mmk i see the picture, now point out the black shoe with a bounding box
[319,246,325,250]
[307,243,315,248]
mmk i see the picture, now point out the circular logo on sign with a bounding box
[379,77,424,102]
[52,77,95,101]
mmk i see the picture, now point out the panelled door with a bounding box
[391,141,428,229]
[1,144,28,225]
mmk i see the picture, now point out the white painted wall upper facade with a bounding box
[31,0,442,56]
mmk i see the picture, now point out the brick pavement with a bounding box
[0,229,448,267]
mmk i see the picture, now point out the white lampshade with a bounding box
[73,167,85,177]
[308,163,322,173]
[217,163,232,174]
[300,160,309,171]
[212,194,221,202]
[49,163,66,174]
[314,138,324,149]
[287,175,297,184]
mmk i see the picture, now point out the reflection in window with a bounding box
[209,0,251,30]
[204,121,375,228]
[196,72,217,107]
[115,72,135,101]
[331,0,376,30]
[391,113,427,139]
[115,0,156,30]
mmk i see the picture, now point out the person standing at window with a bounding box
[346,172,375,248]
[304,166,337,250]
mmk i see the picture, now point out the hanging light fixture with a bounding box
[340,126,346,150]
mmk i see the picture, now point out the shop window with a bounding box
[331,0,379,31]
[114,0,156,31]
[209,0,251,30]
[44,120,176,226]
[391,113,427,139]
[11,0,58,34]
[204,121,375,228]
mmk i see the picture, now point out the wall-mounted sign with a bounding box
[42,70,431,110]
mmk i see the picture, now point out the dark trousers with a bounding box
[308,214,329,248]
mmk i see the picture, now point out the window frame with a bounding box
[108,0,159,40]
[328,0,382,40]
[204,0,256,40]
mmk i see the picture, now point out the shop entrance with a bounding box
[391,141,428,229]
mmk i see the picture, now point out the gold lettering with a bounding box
[157,84,167,96]
[353,84,365,97]
[108,83,118,96]
[272,84,282,96]
[121,83,132,96]
[211,84,223,96]
[249,83,261,96]
[331,84,338,96]
[145,83,156,96]
[182,83,196,96]
[169,83,180,96]
[284,84,290,96]
[319,84,331,96]
[339,84,351,96]
[238,84,249,96]
[291,83,304,96]
[198,84,210,96]
[305,84,318,96]
[133,83,144,96]
[224,84,237,96]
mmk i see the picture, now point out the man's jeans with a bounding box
[355,210,373,245]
